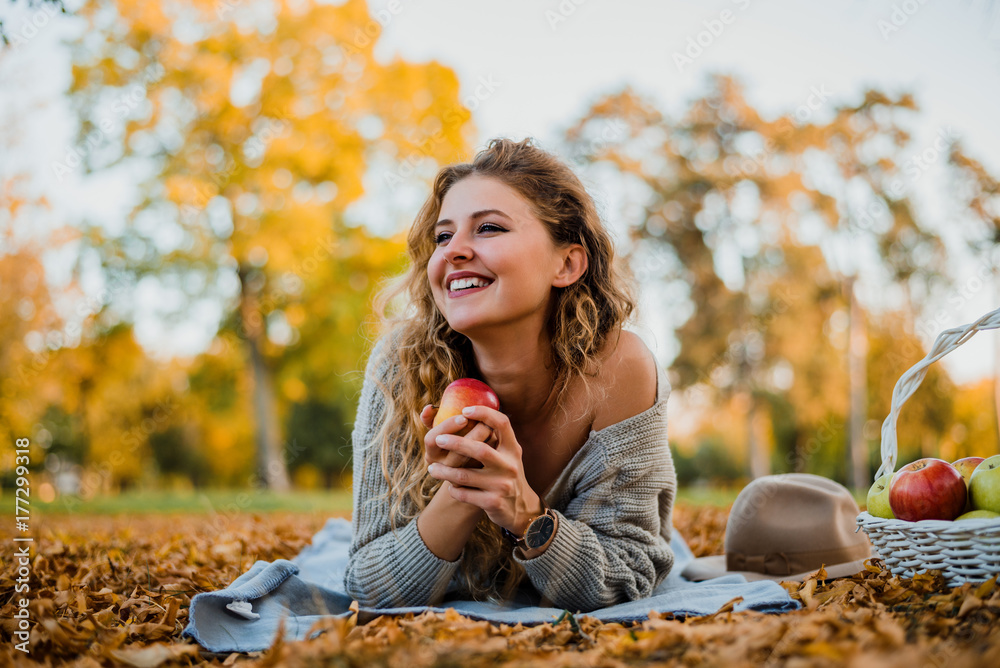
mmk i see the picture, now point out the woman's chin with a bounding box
[443,313,500,338]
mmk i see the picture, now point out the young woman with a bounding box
[345,138,676,612]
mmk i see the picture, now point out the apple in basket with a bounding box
[969,454,1000,514]
[866,473,895,519]
[956,509,1000,520]
[951,456,984,513]
[432,378,500,433]
[952,456,985,484]
[889,458,967,522]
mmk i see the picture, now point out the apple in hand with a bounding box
[866,473,895,519]
[969,455,1000,514]
[889,458,967,522]
[433,378,500,433]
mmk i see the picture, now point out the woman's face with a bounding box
[427,175,582,337]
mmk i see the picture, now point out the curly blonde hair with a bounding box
[364,137,637,603]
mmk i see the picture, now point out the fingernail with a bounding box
[436,435,449,445]
[455,416,467,425]
[428,463,438,474]
[462,406,474,415]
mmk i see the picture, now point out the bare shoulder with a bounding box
[591,330,658,432]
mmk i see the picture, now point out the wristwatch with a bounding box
[502,501,558,558]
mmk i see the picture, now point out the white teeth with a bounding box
[449,277,491,291]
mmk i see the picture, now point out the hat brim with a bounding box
[680,554,871,583]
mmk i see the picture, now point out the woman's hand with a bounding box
[424,405,542,536]
[420,404,495,469]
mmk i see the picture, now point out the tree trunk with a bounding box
[239,265,290,491]
[847,276,869,491]
[747,390,769,479]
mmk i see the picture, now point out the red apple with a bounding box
[889,458,967,522]
[432,378,500,433]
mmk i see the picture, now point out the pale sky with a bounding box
[2,0,999,383]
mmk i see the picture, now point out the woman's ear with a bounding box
[552,244,588,288]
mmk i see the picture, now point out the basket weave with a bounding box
[855,306,1000,587]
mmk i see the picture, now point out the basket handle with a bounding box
[875,305,1000,482]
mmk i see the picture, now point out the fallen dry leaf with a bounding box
[107,642,201,667]
[0,504,998,667]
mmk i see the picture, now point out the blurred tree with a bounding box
[42,322,188,493]
[0,241,63,477]
[942,379,1000,460]
[566,76,950,487]
[64,0,473,489]
[285,397,352,489]
[866,315,956,467]
[948,145,1000,444]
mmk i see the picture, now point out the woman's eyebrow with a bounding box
[435,208,512,228]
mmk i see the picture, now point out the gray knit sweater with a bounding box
[344,335,676,613]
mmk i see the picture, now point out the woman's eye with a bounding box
[434,223,505,245]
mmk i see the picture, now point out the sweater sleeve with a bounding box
[512,397,676,613]
[343,336,462,608]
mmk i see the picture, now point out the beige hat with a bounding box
[681,473,872,582]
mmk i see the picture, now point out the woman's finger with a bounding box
[419,404,438,429]
[427,462,488,489]
[456,406,515,452]
[434,433,501,468]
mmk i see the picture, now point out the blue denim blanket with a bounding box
[182,518,800,653]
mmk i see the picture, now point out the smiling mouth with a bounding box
[448,281,493,298]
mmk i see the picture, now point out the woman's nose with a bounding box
[442,230,474,263]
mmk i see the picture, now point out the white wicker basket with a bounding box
[856,306,1000,587]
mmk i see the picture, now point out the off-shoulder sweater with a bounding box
[344,335,676,613]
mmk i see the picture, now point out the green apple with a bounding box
[969,455,1000,513]
[866,473,895,519]
[956,509,1000,520]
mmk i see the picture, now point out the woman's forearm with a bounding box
[417,481,485,561]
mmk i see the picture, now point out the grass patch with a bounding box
[676,484,869,508]
[676,486,739,507]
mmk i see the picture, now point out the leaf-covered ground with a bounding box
[2,503,999,667]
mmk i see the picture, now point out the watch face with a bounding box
[524,514,555,549]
